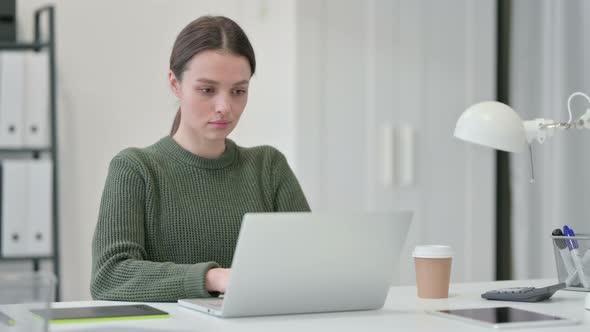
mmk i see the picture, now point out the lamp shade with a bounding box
[454,101,527,153]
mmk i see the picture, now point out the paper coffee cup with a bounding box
[413,245,453,299]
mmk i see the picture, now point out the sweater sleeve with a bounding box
[271,152,311,212]
[90,155,219,302]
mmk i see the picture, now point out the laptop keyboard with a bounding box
[201,298,224,310]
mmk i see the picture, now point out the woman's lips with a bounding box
[208,120,231,128]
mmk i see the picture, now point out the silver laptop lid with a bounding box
[221,211,412,317]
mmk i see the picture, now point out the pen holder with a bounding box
[0,272,55,332]
[552,234,590,291]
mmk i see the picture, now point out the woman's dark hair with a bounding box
[169,16,256,135]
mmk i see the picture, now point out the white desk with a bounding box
[49,279,589,332]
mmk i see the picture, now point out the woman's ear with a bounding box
[169,70,181,98]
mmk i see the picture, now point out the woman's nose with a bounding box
[215,97,231,114]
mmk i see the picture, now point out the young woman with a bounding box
[91,16,310,302]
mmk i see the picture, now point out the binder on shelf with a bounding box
[0,159,52,257]
[0,52,25,148]
[23,51,50,148]
[1,161,28,256]
[26,159,52,255]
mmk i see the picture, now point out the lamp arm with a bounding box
[523,113,590,144]
[523,119,555,144]
[524,92,590,145]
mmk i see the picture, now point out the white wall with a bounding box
[295,0,496,285]
[17,0,298,300]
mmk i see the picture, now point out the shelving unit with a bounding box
[0,5,60,300]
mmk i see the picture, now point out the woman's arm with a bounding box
[271,152,311,212]
[90,155,219,302]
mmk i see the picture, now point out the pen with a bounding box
[0,311,15,326]
[564,225,590,289]
[553,229,578,286]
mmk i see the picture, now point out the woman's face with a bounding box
[170,50,251,142]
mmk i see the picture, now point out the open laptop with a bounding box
[178,211,412,318]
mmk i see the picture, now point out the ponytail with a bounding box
[170,108,181,136]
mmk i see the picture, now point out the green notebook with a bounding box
[30,304,169,324]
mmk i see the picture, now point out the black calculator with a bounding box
[481,283,566,302]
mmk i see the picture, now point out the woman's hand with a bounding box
[205,268,231,293]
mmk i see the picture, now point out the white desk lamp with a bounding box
[454,92,590,182]
[454,92,590,310]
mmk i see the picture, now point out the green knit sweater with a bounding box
[91,136,310,302]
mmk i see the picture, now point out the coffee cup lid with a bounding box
[412,245,453,258]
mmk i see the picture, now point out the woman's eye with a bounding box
[199,88,214,94]
[233,89,247,95]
